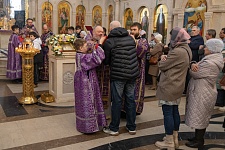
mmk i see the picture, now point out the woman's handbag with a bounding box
[219,75,225,86]
[149,56,158,65]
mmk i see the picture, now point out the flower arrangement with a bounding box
[47,34,76,56]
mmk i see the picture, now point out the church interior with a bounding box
[0,0,225,149]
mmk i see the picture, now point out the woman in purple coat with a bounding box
[74,39,107,133]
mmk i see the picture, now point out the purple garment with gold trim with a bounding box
[135,38,149,113]
[39,31,54,80]
[74,46,107,133]
[6,33,22,79]
[20,24,39,38]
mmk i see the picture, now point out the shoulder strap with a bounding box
[181,46,191,63]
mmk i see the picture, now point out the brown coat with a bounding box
[148,43,163,76]
[156,44,192,101]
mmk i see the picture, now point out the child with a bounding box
[6,25,22,83]
[74,38,107,133]
[29,31,43,87]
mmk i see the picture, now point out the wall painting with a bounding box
[140,7,149,38]
[184,0,207,35]
[124,8,133,30]
[58,1,70,34]
[154,4,168,43]
[108,5,113,32]
[92,5,102,27]
[42,2,53,31]
[76,5,85,30]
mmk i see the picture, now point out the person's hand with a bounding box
[187,40,191,44]
[161,55,167,61]
[130,34,135,40]
[99,36,107,45]
[191,63,199,72]
[199,45,204,49]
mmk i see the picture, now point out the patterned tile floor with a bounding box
[0,79,224,150]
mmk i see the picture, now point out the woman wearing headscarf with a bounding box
[148,34,164,90]
[185,38,224,149]
[155,27,192,150]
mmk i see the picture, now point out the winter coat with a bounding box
[156,44,192,101]
[148,43,163,76]
[185,53,224,129]
[103,27,139,81]
[216,50,225,89]
[188,34,204,62]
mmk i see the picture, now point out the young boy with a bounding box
[29,31,43,87]
[73,38,107,133]
[6,25,22,83]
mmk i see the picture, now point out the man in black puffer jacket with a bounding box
[103,21,139,136]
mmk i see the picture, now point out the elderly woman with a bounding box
[148,34,164,90]
[155,27,192,150]
[185,38,224,149]
[80,30,87,39]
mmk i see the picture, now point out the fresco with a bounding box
[183,0,207,35]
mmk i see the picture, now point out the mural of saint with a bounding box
[140,8,149,37]
[76,5,85,30]
[183,0,207,35]
[58,2,70,34]
[156,8,165,37]
[92,6,102,26]
[124,9,133,30]
[42,2,53,31]
[108,5,113,30]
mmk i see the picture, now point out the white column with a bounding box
[52,8,58,34]
[114,0,120,21]
[177,13,184,28]
[166,15,173,44]
[204,12,213,36]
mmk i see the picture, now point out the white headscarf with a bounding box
[205,39,224,53]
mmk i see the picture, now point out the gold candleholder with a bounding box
[16,39,40,104]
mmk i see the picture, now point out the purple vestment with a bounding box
[135,38,149,114]
[20,24,39,38]
[39,31,54,80]
[6,33,22,79]
[74,46,107,133]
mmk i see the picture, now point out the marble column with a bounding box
[52,8,58,34]
[204,12,213,36]
[114,0,120,22]
[177,13,184,28]
[166,15,173,44]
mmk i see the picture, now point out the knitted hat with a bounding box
[205,38,224,53]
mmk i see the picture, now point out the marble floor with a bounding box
[0,80,224,150]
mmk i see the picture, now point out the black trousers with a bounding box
[34,63,39,85]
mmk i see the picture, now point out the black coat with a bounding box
[188,34,204,62]
[103,27,139,80]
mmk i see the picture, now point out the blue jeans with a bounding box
[109,80,136,132]
[162,105,180,135]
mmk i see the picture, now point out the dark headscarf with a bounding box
[170,27,190,48]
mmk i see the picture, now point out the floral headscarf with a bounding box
[170,27,190,48]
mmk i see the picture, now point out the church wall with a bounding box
[29,0,114,34]
[28,0,225,43]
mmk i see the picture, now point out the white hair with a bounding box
[192,26,200,31]
[110,21,121,30]
[155,34,163,43]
